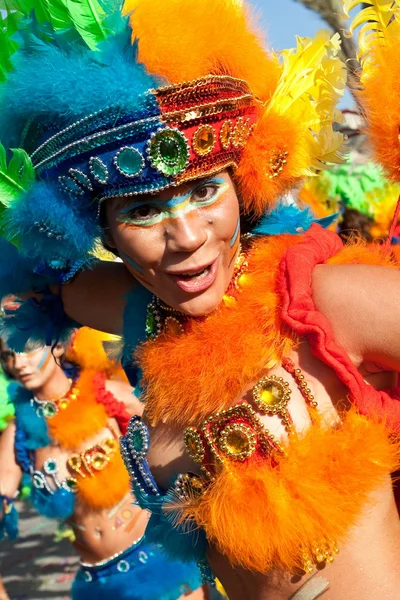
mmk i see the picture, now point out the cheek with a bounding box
[206,191,240,246]
[112,222,166,281]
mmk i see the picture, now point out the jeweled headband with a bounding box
[33,75,260,202]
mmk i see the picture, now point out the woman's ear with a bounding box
[52,343,65,359]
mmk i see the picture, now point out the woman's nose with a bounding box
[13,353,28,370]
[165,214,208,253]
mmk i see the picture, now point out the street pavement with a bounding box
[0,501,79,600]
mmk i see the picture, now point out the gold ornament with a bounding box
[193,124,216,156]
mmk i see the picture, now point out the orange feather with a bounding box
[139,234,397,429]
[123,0,280,102]
[76,448,131,510]
[357,41,400,181]
[66,327,121,375]
[172,411,399,573]
[47,369,108,450]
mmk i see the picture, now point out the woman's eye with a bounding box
[192,184,218,203]
[125,205,160,221]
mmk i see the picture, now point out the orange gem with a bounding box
[220,120,232,149]
[193,125,215,156]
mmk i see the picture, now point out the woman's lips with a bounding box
[167,257,219,294]
[19,373,33,382]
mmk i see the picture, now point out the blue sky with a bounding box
[248,0,325,50]
[247,0,355,107]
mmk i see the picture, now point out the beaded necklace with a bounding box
[31,379,79,418]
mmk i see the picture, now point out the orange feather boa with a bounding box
[138,233,395,428]
[47,369,130,509]
[170,410,399,573]
[47,369,108,450]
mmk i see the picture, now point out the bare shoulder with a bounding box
[62,261,137,334]
[105,378,143,417]
[312,262,400,367]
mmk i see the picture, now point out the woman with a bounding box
[0,0,400,599]
[0,329,205,600]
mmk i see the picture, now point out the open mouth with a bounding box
[167,257,219,293]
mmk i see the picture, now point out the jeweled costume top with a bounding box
[0,0,399,582]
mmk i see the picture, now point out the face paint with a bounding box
[116,177,229,227]
[37,347,51,370]
[119,250,144,273]
[230,216,240,248]
[107,170,241,317]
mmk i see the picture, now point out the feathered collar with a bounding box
[136,234,303,428]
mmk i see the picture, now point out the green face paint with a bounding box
[116,177,229,227]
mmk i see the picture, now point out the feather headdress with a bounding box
[343,0,400,180]
[0,0,347,349]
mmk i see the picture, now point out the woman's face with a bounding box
[2,344,63,391]
[106,171,241,316]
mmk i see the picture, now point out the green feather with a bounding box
[0,144,34,246]
[0,0,110,49]
[0,12,21,81]
[0,144,35,206]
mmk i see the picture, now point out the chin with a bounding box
[175,289,224,317]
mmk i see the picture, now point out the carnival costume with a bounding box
[0,0,399,587]
[0,327,203,600]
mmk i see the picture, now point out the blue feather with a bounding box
[134,488,207,564]
[0,29,160,149]
[0,292,78,352]
[252,204,339,236]
[0,502,19,541]
[0,238,50,300]
[11,385,50,449]
[31,486,75,520]
[3,182,101,269]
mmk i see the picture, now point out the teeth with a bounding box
[181,267,209,279]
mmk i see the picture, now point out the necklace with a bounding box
[31,379,79,418]
[145,242,250,340]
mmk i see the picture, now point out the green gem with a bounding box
[61,176,82,195]
[116,147,144,177]
[131,429,144,452]
[145,310,157,338]
[159,138,179,164]
[45,459,57,474]
[70,169,91,189]
[43,402,57,418]
[89,157,108,184]
[149,129,189,176]
[65,478,77,492]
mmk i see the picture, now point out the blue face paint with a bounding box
[117,177,228,227]
[37,348,50,370]
[119,250,144,273]
[230,216,240,247]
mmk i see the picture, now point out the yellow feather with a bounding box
[268,31,347,173]
[343,0,400,76]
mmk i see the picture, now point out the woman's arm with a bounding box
[105,378,144,417]
[61,261,137,335]
[312,263,400,370]
[0,422,22,500]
